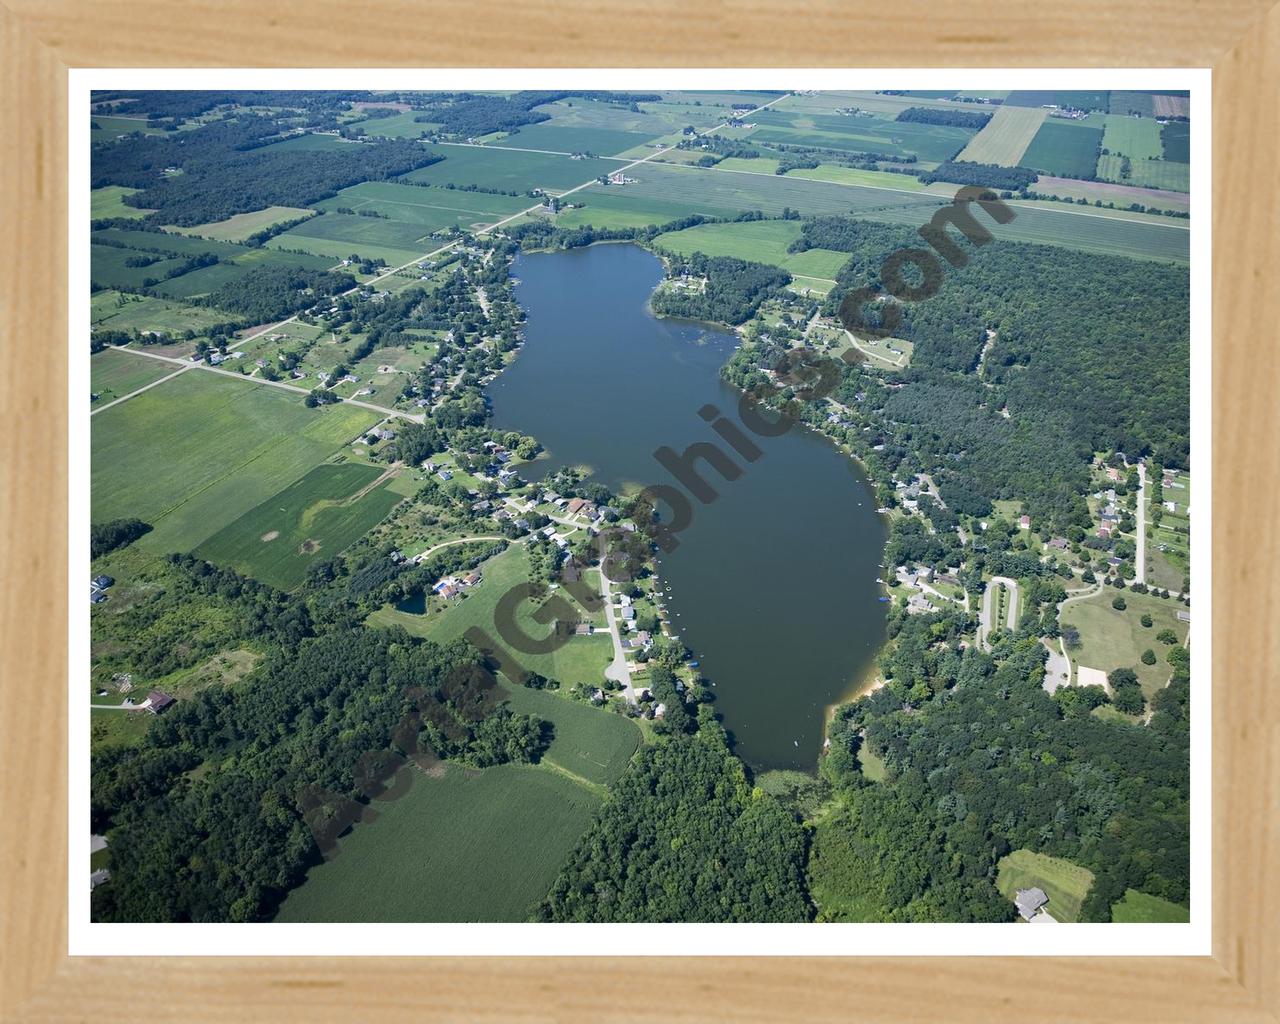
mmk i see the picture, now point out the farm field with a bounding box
[344,111,437,139]
[91,185,151,220]
[1111,889,1190,923]
[399,146,619,194]
[745,109,975,162]
[274,763,600,922]
[90,115,166,143]
[500,124,655,156]
[501,683,641,787]
[995,849,1095,923]
[1030,175,1190,214]
[150,247,336,301]
[1161,121,1191,162]
[955,105,1046,165]
[91,372,380,554]
[1096,155,1190,192]
[1004,90,1109,111]
[316,180,531,228]
[259,132,357,152]
[1100,114,1164,160]
[1109,91,1156,117]
[90,291,239,334]
[655,219,850,280]
[168,206,314,242]
[90,348,176,403]
[1020,119,1104,178]
[195,463,404,590]
[368,544,615,686]
[90,244,188,291]
[785,164,931,191]
[1059,587,1190,698]
[531,96,720,137]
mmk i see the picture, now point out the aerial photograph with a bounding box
[86,87,1192,926]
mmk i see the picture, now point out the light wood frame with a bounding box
[2,3,1277,1020]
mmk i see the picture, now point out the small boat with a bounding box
[878,596,891,603]
[875,577,885,584]
[793,740,799,747]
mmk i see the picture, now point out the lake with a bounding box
[488,243,887,770]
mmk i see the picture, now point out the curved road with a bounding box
[978,575,1020,651]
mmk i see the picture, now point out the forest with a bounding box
[649,254,791,325]
[91,557,549,922]
[918,161,1039,191]
[91,114,441,224]
[896,106,992,130]
[812,626,1190,921]
[200,266,356,323]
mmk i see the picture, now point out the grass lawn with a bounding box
[91,185,151,220]
[655,219,849,280]
[90,707,151,751]
[1060,587,1189,698]
[856,734,886,781]
[90,348,176,404]
[195,463,403,590]
[91,372,380,554]
[274,762,599,922]
[368,544,616,686]
[995,849,1095,922]
[169,206,314,242]
[501,683,641,787]
[1111,889,1190,923]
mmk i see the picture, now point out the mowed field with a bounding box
[90,348,177,403]
[274,763,599,922]
[1030,175,1190,214]
[1100,115,1164,160]
[955,105,1047,166]
[169,206,314,242]
[501,683,641,787]
[1020,119,1104,179]
[1096,155,1190,193]
[400,146,619,193]
[1111,889,1190,922]
[91,185,151,220]
[500,124,655,156]
[744,109,976,162]
[196,462,403,590]
[368,544,616,687]
[995,849,1095,923]
[1059,587,1190,698]
[91,372,380,553]
[655,219,850,281]
[91,291,245,335]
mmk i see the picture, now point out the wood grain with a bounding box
[2,0,1277,1019]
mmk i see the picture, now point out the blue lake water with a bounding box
[487,243,887,770]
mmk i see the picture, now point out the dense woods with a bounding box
[650,254,791,325]
[896,106,992,130]
[539,717,810,922]
[918,161,1039,191]
[91,115,441,224]
[200,266,356,322]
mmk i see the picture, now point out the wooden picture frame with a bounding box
[2,2,1276,1019]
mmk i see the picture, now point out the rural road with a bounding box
[978,575,1019,651]
[1135,461,1147,585]
[412,535,504,563]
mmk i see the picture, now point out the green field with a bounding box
[1060,587,1190,698]
[955,105,1046,166]
[91,291,240,334]
[345,111,438,139]
[315,180,531,231]
[1101,115,1164,160]
[501,683,641,787]
[1111,888,1190,923]
[1005,91,1110,112]
[1161,121,1191,162]
[91,186,151,220]
[1096,155,1190,192]
[90,244,188,290]
[995,849,1095,922]
[786,164,929,191]
[656,219,849,280]
[501,124,654,156]
[400,146,619,194]
[196,463,403,590]
[91,372,380,553]
[90,349,176,403]
[169,206,314,242]
[90,115,167,143]
[1029,175,1190,214]
[1021,119,1104,178]
[274,763,599,922]
[746,109,975,162]
[1109,91,1156,117]
[368,544,615,686]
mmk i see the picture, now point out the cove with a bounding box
[487,243,887,771]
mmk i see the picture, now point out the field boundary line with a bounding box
[90,361,192,416]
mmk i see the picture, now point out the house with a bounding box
[90,589,107,604]
[635,631,652,646]
[1014,887,1049,921]
[1097,525,1113,538]
[143,690,175,715]
[621,606,636,621]
[1165,500,1177,512]
[542,525,558,538]
[618,593,632,608]
[1019,515,1031,530]
[906,593,934,615]
[1177,610,1191,622]
[1048,537,1070,550]
[92,575,115,590]
[389,550,406,564]
[1106,466,1122,482]
[463,571,482,587]
[437,469,453,481]
[915,565,934,582]
[653,702,668,719]
[565,497,588,517]
[574,623,593,636]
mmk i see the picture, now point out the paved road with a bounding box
[977,575,1019,651]
[412,535,504,563]
[1135,461,1148,585]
